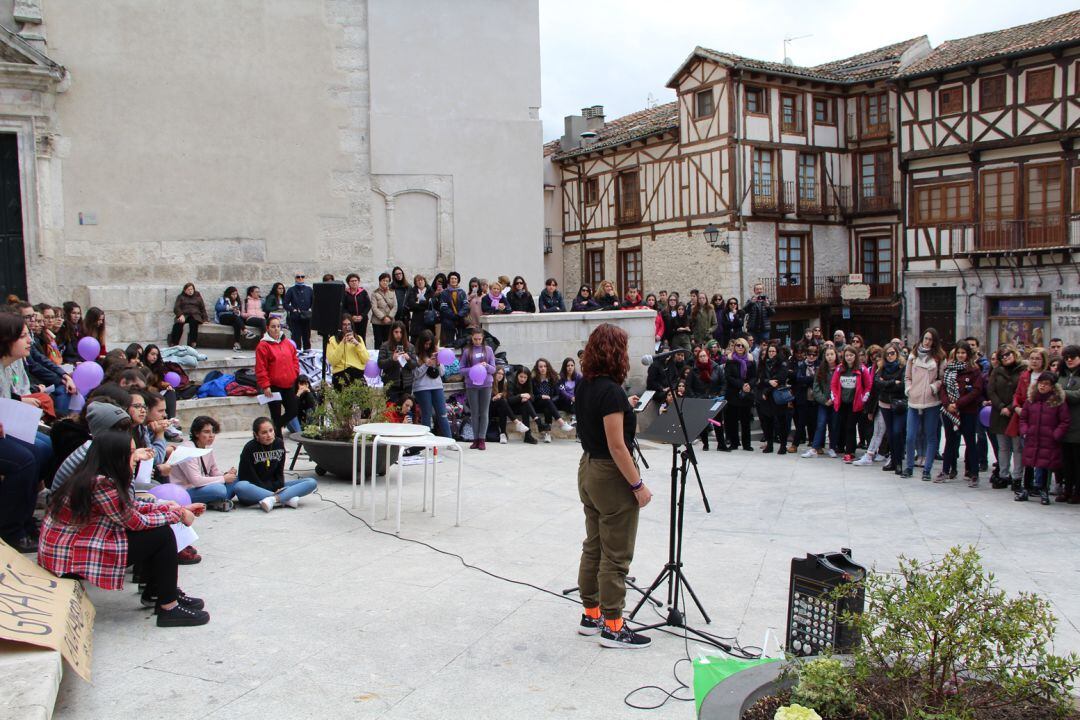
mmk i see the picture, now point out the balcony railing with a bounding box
[781,108,806,134]
[751,180,794,215]
[796,182,849,216]
[755,275,849,305]
[853,181,900,214]
[847,112,893,142]
[952,216,1079,254]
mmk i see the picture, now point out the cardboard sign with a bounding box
[0,540,95,681]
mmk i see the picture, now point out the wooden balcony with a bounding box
[952,216,1078,254]
[751,180,794,215]
[798,182,847,216]
[756,275,847,305]
[847,112,893,142]
[853,181,900,214]
[781,108,805,134]
[615,205,641,225]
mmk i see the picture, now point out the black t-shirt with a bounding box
[576,375,635,459]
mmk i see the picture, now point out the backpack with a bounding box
[234,368,260,388]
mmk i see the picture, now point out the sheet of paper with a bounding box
[170,523,198,552]
[167,445,212,465]
[257,392,283,405]
[134,460,153,489]
[0,398,43,443]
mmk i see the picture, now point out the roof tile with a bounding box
[899,10,1080,77]
[553,102,678,160]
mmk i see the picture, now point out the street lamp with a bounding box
[704,223,729,253]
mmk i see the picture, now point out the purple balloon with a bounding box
[163,371,182,388]
[364,358,380,378]
[77,336,100,362]
[979,405,992,428]
[149,483,192,506]
[468,363,488,385]
[437,348,455,365]
[72,361,104,395]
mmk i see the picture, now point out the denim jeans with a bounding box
[0,436,38,542]
[811,405,834,450]
[1034,468,1050,492]
[881,406,906,465]
[415,386,452,438]
[186,478,317,505]
[905,406,941,475]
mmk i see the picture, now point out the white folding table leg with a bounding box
[384,439,392,521]
[351,431,360,509]
[371,436,381,524]
[431,448,438,517]
[455,443,463,527]
[422,445,429,513]
[395,449,405,534]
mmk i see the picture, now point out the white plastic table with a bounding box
[373,434,464,533]
[351,422,430,509]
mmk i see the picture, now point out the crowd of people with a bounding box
[2,271,1077,638]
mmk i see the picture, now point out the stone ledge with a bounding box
[0,644,62,720]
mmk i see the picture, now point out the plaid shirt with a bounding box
[37,476,183,590]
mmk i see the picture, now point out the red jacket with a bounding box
[938,366,986,414]
[38,476,182,590]
[255,335,299,390]
[830,366,867,412]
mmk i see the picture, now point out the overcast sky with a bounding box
[538,0,1077,140]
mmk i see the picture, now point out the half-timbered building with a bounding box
[897,10,1080,347]
[552,38,930,343]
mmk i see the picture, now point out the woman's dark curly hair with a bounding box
[580,323,629,384]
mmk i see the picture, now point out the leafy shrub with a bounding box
[302,381,386,440]
[790,658,855,718]
[836,545,1080,718]
[774,705,822,720]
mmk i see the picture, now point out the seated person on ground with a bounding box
[236,417,318,512]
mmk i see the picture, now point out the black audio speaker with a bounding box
[312,282,345,336]
[785,548,865,657]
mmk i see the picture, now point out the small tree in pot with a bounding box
[302,381,386,441]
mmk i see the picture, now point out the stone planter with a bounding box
[697,659,794,719]
[299,434,398,480]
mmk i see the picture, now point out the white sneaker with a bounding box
[543,432,552,443]
[232,342,242,352]
[826,449,838,458]
[499,433,508,444]
[852,454,874,466]
[800,449,817,458]
[559,419,574,433]
[284,496,300,509]
[514,420,529,434]
[259,496,276,513]
[873,453,888,462]
[570,415,576,426]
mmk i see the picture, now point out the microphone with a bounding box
[641,348,687,366]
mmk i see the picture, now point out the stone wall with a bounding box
[482,309,656,385]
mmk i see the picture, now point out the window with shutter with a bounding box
[980,76,1006,110]
[938,86,963,114]
[1025,68,1054,103]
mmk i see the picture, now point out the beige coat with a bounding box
[904,351,943,410]
[371,288,397,325]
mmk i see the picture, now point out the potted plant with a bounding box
[300,381,396,479]
[704,546,1080,720]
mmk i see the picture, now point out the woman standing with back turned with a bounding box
[574,323,652,649]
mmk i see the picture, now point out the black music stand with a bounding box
[630,394,730,648]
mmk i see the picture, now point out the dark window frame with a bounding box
[582,176,599,206]
[617,247,642,298]
[812,96,835,125]
[980,75,1007,111]
[695,89,714,118]
[745,86,767,115]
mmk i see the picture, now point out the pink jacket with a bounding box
[242,297,263,320]
[830,366,868,412]
[168,444,225,488]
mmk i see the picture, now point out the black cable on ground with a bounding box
[312,490,579,604]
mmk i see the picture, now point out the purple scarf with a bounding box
[732,351,749,379]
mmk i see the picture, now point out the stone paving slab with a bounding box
[48,432,1080,719]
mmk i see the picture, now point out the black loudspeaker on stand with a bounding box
[312,281,345,387]
[629,373,734,650]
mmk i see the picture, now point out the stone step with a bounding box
[0,645,62,720]
[176,381,468,433]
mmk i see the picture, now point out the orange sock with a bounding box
[604,617,623,632]
[584,606,601,619]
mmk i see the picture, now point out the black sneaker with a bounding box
[921,473,932,482]
[523,431,538,445]
[142,588,206,613]
[600,623,651,649]
[900,469,913,478]
[578,614,604,636]
[156,603,210,627]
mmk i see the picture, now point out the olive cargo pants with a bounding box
[577,453,640,620]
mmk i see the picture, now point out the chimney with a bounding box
[561,113,587,152]
[583,105,605,132]
[580,130,599,148]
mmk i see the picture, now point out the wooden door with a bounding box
[0,134,25,301]
[918,287,956,347]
